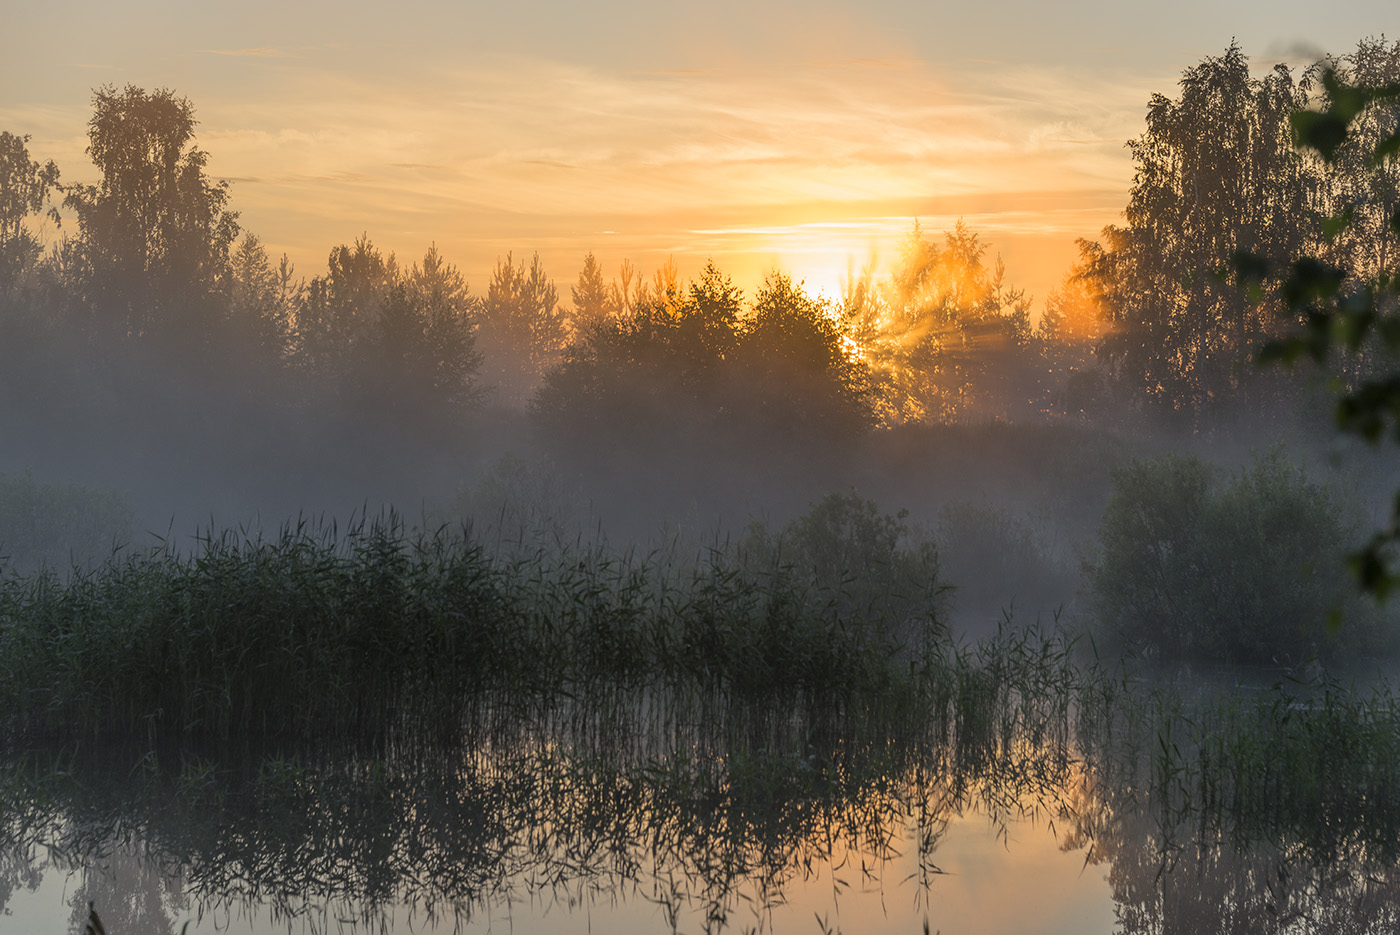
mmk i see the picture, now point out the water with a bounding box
[4,805,1116,934]
[3,687,1398,935]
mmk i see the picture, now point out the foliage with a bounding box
[0,132,60,287]
[843,220,1033,423]
[291,238,482,418]
[0,510,948,739]
[477,251,565,403]
[1235,46,1400,598]
[533,262,874,445]
[1083,43,1316,421]
[1090,451,1386,665]
[227,233,299,359]
[294,235,398,382]
[740,491,942,625]
[569,250,610,335]
[739,271,874,435]
[62,85,240,339]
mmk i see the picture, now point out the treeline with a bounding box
[1,39,1398,484]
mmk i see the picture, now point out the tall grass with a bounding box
[0,510,950,740]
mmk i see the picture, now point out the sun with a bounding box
[759,219,901,305]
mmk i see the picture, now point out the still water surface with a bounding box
[2,689,1397,935]
[5,805,1115,934]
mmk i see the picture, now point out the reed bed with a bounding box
[0,513,956,741]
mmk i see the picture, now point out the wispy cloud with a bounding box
[200,47,300,59]
[29,54,1149,300]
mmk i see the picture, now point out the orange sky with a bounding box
[3,1,1396,312]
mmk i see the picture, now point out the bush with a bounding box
[1091,450,1389,666]
[740,491,943,625]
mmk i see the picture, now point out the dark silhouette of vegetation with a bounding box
[0,132,60,287]
[62,85,239,343]
[477,250,565,404]
[533,261,874,447]
[0,507,951,741]
[1231,46,1400,598]
[1091,450,1386,665]
[0,46,1397,663]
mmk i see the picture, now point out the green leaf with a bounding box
[1376,130,1400,164]
[1291,110,1350,161]
[1321,206,1355,243]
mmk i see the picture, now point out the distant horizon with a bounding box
[4,1,1397,310]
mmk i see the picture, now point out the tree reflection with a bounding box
[4,682,1400,933]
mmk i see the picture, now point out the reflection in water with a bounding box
[3,680,1400,933]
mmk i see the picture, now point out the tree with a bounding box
[570,251,610,336]
[63,86,239,338]
[1091,452,1375,665]
[738,271,873,437]
[533,261,872,445]
[478,251,565,404]
[294,236,397,387]
[1037,249,1114,417]
[854,220,1031,422]
[1237,42,1400,598]
[673,259,742,389]
[1088,45,1315,421]
[0,132,60,287]
[228,233,299,359]
[397,244,483,409]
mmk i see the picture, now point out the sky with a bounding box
[2,1,1397,309]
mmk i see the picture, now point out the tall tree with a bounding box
[398,244,483,409]
[63,86,239,338]
[294,236,397,388]
[228,233,299,360]
[570,251,610,336]
[478,251,564,404]
[856,220,1031,422]
[672,259,742,388]
[738,271,873,437]
[0,132,60,287]
[1090,44,1315,420]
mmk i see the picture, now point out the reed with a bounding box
[0,511,952,741]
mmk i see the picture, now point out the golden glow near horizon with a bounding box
[2,1,1395,310]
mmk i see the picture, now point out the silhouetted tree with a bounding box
[737,271,873,437]
[228,233,299,360]
[478,251,564,404]
[396,244,483,410]
[294,236,397,389]
[534,261,873,446]
[570,251,610,336]
[673,259,742,389]
[62,85,239,339]
[0,132,60,287]
[1088,44,1316,421]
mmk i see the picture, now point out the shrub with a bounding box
[1091,450,1389,666]
[740,491,943,626]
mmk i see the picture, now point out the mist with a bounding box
[3,41,1399,654]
